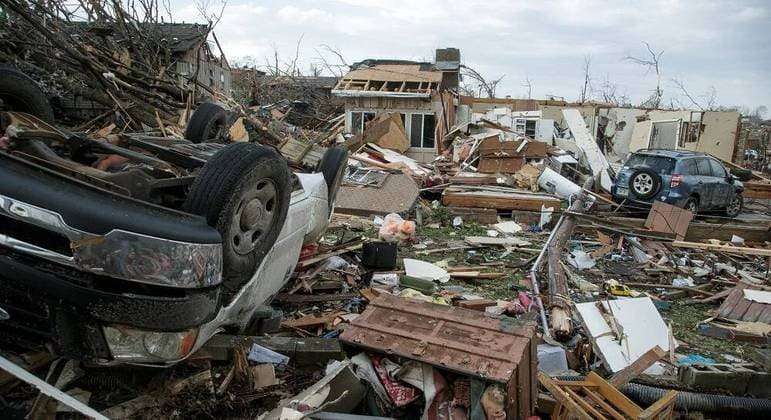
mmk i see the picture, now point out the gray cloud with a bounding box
[172,0,770,109]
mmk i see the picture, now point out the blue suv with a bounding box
[612,149,744,217]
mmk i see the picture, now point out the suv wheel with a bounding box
[725,194,743,218]
[683,197,699,214]
[628,168,661,200]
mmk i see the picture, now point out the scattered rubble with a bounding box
[0,6,769,419]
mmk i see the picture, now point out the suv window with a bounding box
[695,158,712,176]
[708,159,726,178]
[680,159,698,175]
[625,154,675,175]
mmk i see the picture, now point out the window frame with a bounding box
[695,158,712,176]
[408,112,436,149]
[708,158,727,178]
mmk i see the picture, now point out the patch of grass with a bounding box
[662,302,762,362]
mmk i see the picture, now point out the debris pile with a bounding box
[0,20,770,420]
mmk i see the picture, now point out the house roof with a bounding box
[70,22,209,53]
[333,60,442,98]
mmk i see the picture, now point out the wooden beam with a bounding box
[609,345,666,388]
[672,241,771,257]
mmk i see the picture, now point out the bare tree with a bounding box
[313,44,349,78]
[521,75,533,99]
[671,78,703,110]
[672,78,721,111]
[578,54,592,103]
[460,64,504,98]
[624,41,664,108]
[596,75,630,106]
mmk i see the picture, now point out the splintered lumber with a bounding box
[585,215,770,243]
[743,181,771,199]
[197,335,344,365]
[623,282,715,297]
[448,207,498,224]
[545,179,594,341]
[274,293,359,304]
[442,187,561,212]
[671,241,771,257]
[281,312,342,329]
[609,346,666,388]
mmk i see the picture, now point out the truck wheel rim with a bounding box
[232,179,276,254]
[633,173,653,194]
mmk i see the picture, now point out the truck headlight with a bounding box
[103,325,198,363]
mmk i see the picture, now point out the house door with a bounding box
[406,113,436,163]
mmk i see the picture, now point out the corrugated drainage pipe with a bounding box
[555,376,771,416]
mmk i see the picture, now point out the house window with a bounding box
[351,111,376,135]
[525,120,537,137]
[409,113,435,149]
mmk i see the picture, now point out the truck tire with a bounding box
[0,67,54,122]
[184,143,291,292]
[628,168,661,200]
[317,146,349,213]
[185,102,228,143]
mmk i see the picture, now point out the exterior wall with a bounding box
[597,108,647,161]
[626,110,739,162]
[540,105,598,131]
[691,111,740,162]
[343,96,438,162]
[176,48,232,96]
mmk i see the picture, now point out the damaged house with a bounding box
[467,99,743,163]
[333,48,460,162]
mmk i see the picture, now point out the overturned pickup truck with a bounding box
[0,106,347,365]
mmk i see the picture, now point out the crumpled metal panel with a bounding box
[340,293,536,384]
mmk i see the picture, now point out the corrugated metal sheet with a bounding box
[340,294,537,419]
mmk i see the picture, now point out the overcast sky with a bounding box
[173,0,770,112]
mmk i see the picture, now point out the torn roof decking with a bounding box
[340,293,536,383]
[333,64,442,97]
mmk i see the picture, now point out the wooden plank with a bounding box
[592,216,770,243]
[281,312,342,329]
[298,241,363,267]
[609,346,666,388]
[537,372,593,420]
[741,302,767,322]
[756,306,771,324]
[638,390,678,420]
[586,372,641,418]
[718,288,744,318]
[584,387,626,420]
[623,283,714,297]
[273,293,359,304]
[456,299,497,311]
[563,386,607,419]
[671,241,771,257]
[442,189,561,212]
[726,296,753,320]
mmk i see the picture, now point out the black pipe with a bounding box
[555,375,771,416]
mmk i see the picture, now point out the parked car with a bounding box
[0,72,348,365]
[612,149,744,217]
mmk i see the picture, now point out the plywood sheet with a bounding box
[575,298,670,373]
